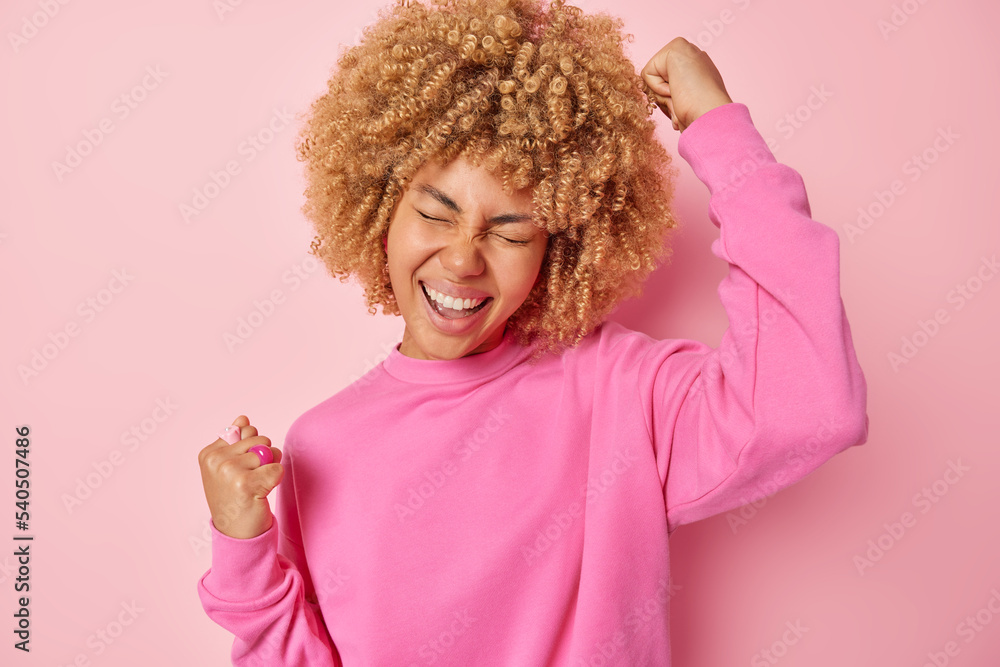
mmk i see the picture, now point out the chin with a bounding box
[402,320,503,360]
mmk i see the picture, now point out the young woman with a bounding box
[197,0,869,664]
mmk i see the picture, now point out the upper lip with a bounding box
[420,279,492,301]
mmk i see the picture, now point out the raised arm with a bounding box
[638,39,868,531]
[652,100,869,531]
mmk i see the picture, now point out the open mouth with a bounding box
[421,282,492,320]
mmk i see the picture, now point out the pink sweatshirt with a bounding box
[198,102,869,666]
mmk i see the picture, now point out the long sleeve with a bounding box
[191,101,870,666]
[197,432,340,665]
[643,102,870,532]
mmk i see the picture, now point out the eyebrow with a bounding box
[414,183,534,225]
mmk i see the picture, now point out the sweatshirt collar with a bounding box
[381,325,532,384]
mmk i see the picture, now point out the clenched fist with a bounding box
[641,37,734,133]
[198,414,283,539]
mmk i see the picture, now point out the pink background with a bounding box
[2,0,998,664]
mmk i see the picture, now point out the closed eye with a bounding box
[418,211,530,246]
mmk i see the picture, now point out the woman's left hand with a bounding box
[641,37,734,133]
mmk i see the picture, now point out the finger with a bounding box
[650,92,671,108]
[248,461,285,499]
[242,444,282,469]
[218,425,242,445]
[234,417,260,440]
[643,70,668,88]
[641,36,693,83]
[662,97,677,125]
[640,55,669,84]
[205,434,272,469]
[225,433,272,456]
[215,420,259,447]
[215,415,252,444]
[641,65,669,90]
[644,73,670,93]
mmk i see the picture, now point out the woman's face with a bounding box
[386,154,549,360]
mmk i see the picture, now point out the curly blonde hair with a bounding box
[295,0,678,363]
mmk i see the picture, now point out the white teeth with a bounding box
[423,283,485,311]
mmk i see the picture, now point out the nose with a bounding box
[439,235,486,278]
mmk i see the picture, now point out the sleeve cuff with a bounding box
[200,514,286,602]
[676,103,778,199]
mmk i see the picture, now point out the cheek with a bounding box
[508,259,544,298]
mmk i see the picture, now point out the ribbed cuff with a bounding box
[201,515,285,602]
[677,103,777,199]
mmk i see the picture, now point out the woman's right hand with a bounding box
[641,37,733,133]
[198,414,284,539]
